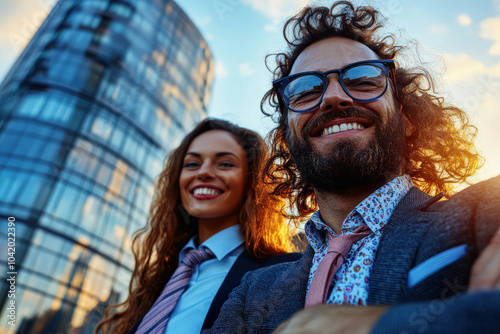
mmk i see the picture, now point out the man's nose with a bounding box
[319,79,353,111]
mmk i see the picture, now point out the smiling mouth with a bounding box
[192,187,222,196]
[320,122,366,137]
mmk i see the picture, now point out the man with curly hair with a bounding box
[207,1,500,333]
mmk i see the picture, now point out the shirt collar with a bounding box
[179,224,244,262]
[305,175,413,248]
[350,174,413,233]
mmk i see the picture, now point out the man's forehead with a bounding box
[290,37,380,74]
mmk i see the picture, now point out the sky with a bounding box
[1,0,499,184]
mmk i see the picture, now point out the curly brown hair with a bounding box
[262,1,483,217]
[95,118,293,333]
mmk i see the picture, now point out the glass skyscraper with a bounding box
[0,0,214,333]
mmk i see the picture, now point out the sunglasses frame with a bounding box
[273,59,397,113]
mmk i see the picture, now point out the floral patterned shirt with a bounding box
[305,175,413,305]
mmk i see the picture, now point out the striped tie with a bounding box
[305,225,371,307]
[136,247,215,334]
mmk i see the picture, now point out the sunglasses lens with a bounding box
[342,64,387,101]
[283,75,324,111]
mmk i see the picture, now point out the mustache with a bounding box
[302,108,382,137]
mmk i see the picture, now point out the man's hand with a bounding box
[273,305,389,334]
[469,226,500,291]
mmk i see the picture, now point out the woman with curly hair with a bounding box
[95,118,300,334]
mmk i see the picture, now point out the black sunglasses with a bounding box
[273,59,397,113]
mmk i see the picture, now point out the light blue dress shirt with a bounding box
[164,224,245,334]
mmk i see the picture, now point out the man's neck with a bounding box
[314,181,391,234]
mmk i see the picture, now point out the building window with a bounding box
[109,3,133,19]
[81,0,109,11]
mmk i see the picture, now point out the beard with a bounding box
[286,107,407,192]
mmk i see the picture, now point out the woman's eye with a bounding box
[183,162,199,168]
[219,162,235,168]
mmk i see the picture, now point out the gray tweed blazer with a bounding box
[207,176,500,334]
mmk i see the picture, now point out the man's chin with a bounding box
[307,172,392,193]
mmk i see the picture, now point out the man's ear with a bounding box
[400,105,415,137]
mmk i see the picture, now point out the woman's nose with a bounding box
[197,163,215,179]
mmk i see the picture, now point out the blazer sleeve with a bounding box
[371,291,500,334]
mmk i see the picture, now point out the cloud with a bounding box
[440,53,500,181]
[494,0,500,10]
[427,23,449,35]
[243,0,311,24]
[480,17,500,55]
[476,94,500,180]
[442,53,489,83]
[457,14,472,26]
[239,62,255,76]
[490,62,500,77]
[215,61,228,78]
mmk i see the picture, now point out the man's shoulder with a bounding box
[250,253,305,277]
[248,260,296,280]
[427,175,500,212]
[451,175,500,199]
[242,248,311,285]
[420,175,500,251]
[263,252,303,266]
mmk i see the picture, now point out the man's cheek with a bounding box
[287,115,302,139]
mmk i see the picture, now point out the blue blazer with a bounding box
[207,176,500,334]
[127,251,301,333]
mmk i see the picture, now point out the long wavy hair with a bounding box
[262,1,483,217]
[96,118,293,333]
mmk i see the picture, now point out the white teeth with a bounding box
[193,188,219,196]
[321,122,365,136]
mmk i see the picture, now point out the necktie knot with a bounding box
[182,247,215,267]
[327,225,371,257]
[306,224,371,308]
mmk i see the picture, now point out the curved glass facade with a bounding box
[0,0,213,333]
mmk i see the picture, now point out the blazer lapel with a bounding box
[202,251,264,330]
[368,187,443,305]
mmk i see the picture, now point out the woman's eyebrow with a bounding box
[216,152,239,160]
[185,152,240,160]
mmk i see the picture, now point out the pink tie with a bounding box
[305,225,371,307]
[136,247,215,334]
